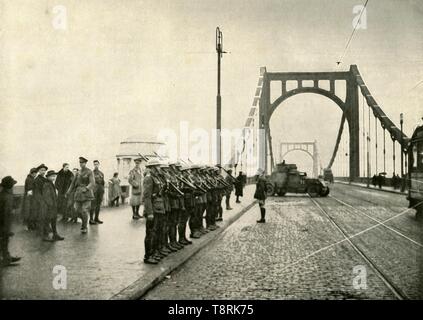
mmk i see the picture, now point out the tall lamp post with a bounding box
[215,27,225,166]
[400,113,405,192]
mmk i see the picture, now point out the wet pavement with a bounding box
[0,185,255,299]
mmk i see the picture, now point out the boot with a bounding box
[144,256,159,264]
[179,238,192,245]
[167,244,178,252]
[257,208,266,223]
[53,233,65,241]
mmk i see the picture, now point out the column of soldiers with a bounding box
[142,158,237,264]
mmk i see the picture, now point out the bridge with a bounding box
[279,141,321,178]
[233,65,409,181]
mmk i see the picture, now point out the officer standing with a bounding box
[224,169,234,210]
[66,157,95,234]
[90,160,105,225]
[142,159,165,264]
[254,168,268,223]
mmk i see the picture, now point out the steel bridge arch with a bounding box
[281,148,314,160]
[268,87,347,119]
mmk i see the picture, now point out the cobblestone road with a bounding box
[144,184,423,300]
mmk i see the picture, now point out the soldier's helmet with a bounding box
[145,159,161,167]
[190,164,200,170]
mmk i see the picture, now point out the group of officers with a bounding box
[139,158,244,264]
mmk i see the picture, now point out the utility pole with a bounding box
[215,27,226,166]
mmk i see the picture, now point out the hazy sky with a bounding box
[0,0,422,181]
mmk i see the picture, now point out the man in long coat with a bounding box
[42,171,64,242]
[33,164,49,235]
[128,158,143,219]
[55,163,73,222]
[22,167,38,230]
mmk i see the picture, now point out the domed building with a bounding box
[116,135,168,200]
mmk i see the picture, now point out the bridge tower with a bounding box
[259,65,360,180]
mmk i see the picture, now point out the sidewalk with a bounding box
[334,180,407,195]
[0,185,256,300]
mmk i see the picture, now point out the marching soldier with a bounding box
[66,157,95,234]
[142,159,166,264]
[90,160,105,225]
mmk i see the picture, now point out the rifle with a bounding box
[138,153,149,162]
[158,167,184,197]
[216,165,237,182]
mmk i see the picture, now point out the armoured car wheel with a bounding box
[320,187,330,197]
[307,185,320,197]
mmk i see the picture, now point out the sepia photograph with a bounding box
[0,0,422,306]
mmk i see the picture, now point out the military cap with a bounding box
[134,157,143,163]
[79,157,88,163]
[93,160,100,164]
[37,164,48,171]
[0,176,17,189]
[145,159,161,167]
[46,170,57,177]
[30,168,38,174]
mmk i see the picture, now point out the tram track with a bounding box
[308,195,410,300]
[328,186,423,245]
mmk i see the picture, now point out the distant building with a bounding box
[116,135,168,200]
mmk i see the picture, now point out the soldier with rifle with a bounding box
[159,162,185,252]
[188,165,209,238]
[154,163,174,258]
[178,165,199,244]
[142,159,166,264]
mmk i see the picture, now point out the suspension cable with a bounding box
[368,103,371,177]
[383,127,386,173]
[392,139,396,176]
[375,115,378,174]
[362,95,366,177]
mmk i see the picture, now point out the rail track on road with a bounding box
[308,194,412,300]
